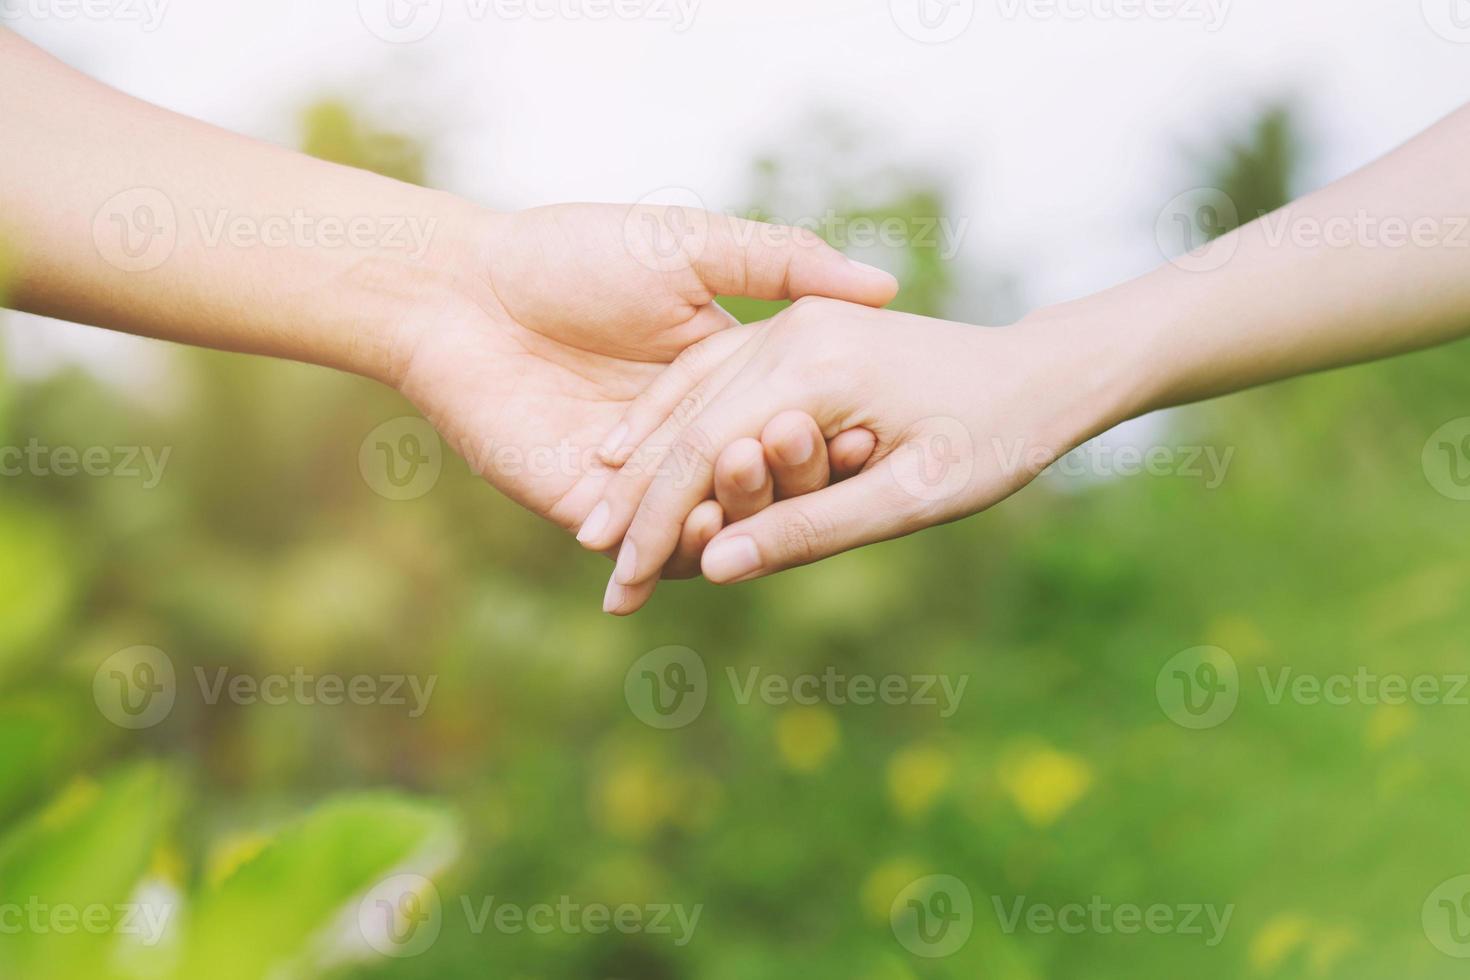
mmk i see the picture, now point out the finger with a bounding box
[760,410,830,500]
[828,427,878,480]
[604,575,658,617]
[663,499,723,580]
[611,379,809,595]
[701,466,918,585]
[694,214,899,308]
[579,328,768,553]
[595,321,755,467]
[714,438,774,523]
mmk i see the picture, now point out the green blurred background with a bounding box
[3,96,1470,980]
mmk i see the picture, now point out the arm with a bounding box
[583,103,1470,611]
[0,29,468,384]
[0,31,897,575]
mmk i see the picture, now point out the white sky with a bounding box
[4,0,1469,384]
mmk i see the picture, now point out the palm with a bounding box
[395,202,896,533]
[401,311,662,532]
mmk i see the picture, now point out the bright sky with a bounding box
[5,0,1469,384]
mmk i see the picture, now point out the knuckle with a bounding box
[669,389,706,430]
[774,507,829,564]
[782,294,841,326]
[667,428,716,488]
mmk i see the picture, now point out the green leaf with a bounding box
[0,502,77,685]
[0,762,180,980]
[177,794,458,980]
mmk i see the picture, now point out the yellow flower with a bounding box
[1249,913,1309,972]
[860,858,927,925]
[887,745,952,820]
[1364,703,1415,749]
[1205,614,1268,662]
[205,831,272,887]
[997,741,1093,827]
[776,707,840,773]
[1309,926,1359,975]
[592,758,672,840]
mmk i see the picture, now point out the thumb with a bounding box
[693,213,899,308]
[699,465,917,584]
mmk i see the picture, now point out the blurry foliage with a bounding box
[1193,102,1303,237]
[301,99,428,187]
[720,114,1012,325]
[1,97,1469,980]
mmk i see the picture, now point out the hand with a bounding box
[577,297,1138,612]
[394,204,896,575]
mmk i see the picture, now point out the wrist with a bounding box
[332,187,502,388]
[1019,291,1170,439]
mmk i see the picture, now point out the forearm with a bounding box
[0,31,485,384]
[1068,103,1470,421]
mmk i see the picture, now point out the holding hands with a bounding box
[8,30,1470,616]
[580,298,1135,613]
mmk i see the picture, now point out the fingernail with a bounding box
[846,256,897,284]
[603,577,625,614]
[613,539,639,585]
[577,501,610,545]
[703,535,761,583]
[736,459,766,493]
[598,423,630,463]
[775,428,814,467]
